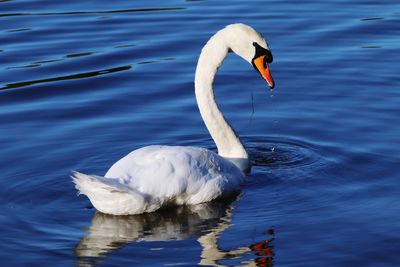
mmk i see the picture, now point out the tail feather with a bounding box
[72,171,128,195]
[71,171,158,215]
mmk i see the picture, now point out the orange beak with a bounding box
[253,55,275,89]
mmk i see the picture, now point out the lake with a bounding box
[1,0,399,266]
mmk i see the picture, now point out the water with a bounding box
[1,0,400,266]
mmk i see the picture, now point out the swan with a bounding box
[72,23,275,215]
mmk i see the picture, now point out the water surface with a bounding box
[1,0,400,266]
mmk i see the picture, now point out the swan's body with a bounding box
[72,23,274,215]
[73,146,243,215]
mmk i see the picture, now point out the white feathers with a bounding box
[72,24,271,215]
[72,171,154,215]
[72,146,244,215]
[222,23,269,64]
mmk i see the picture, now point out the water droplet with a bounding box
[269,89,274,98]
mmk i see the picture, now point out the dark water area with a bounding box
[1,0,400,266]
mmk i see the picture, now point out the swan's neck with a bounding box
[194,30,249,171]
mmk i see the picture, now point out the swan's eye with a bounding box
[264,50,273,64]
[253,42,273,64]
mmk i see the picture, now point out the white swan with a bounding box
[72,23,275,215]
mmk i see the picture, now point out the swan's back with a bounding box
[73,145,244,215]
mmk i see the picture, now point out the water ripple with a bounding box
[0,65,132,90]
[65,52,94,58]
[245,136,322,169]
[0,7,185,17]
[360,17,385,21]
[6,28,30,32]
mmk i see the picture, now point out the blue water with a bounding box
[1,0,400,266]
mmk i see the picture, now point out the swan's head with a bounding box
[224,24,275,89]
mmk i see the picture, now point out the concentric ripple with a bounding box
[245,136,323,169]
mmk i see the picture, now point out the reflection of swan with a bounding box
[75,201,232,265]
[198,215,274,267]
[75,201,274,267]
[75,201,231,258]
[72,23,275,215]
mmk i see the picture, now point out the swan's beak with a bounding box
[253,55,275,89]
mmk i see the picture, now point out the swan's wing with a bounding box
[105,145,244,203]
